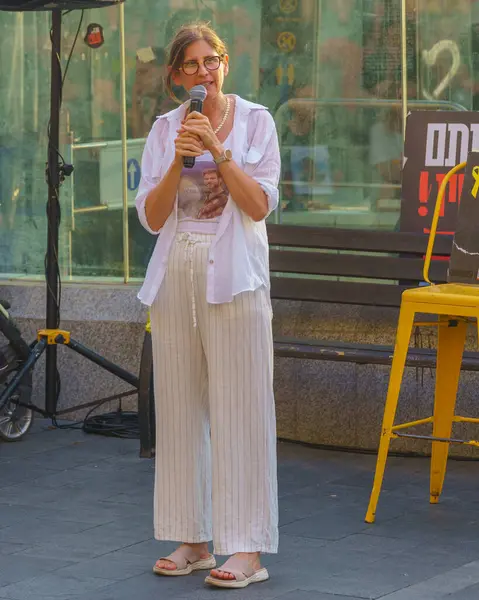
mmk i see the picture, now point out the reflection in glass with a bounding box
[0,11,52,279]
[1,0,478,283]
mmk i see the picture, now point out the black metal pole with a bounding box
[45,9,62,416]
[67,338,140,388]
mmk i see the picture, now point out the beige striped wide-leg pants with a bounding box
[150,232,279,555]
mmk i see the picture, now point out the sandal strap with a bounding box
[217,556,256,582]
[159,545,200,570]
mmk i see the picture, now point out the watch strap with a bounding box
[214,149,232,165]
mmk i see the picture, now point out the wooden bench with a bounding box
[268,224,479,368]
[138,223,479,457]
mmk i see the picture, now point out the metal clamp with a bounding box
[37,329,71,345]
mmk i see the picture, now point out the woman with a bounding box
[135,22,280,589]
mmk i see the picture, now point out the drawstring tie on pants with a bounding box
[177,232,204,328]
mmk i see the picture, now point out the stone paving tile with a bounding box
[74,454,154,473]
[0,573,115,600]
[109,537,177,558]
[0,483,116,510]
[2,421,479,600]
[0,542,30,556]
[294,565,445,599]
[364,508,479,545]
[0,516,97,545]
[168,565,303,600]
[279,503,404,541]
[53,552,151,581]
[73,571,188,600]
[276,592,367,600]
[448,582,479,600]
[0,555,74,588]
[268,534,330,565]
[253,546,454,597]
[0,597,70,600]
[13,528,153,561]
[377,559,479,599]
[0,461,60,489]
[0,500,148,529]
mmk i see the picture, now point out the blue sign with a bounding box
[127,158,141,191]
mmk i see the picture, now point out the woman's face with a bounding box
[172,39,229,100]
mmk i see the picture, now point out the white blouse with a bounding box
[135,95,281,307]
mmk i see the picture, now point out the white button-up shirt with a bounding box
[135,95,281,307]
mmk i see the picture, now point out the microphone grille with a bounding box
[189,85,207,101]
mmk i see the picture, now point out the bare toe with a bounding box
[211,569,235,580]
[156,559,176,571]
[209,553,261,582]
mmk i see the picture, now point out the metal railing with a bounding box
[65,136,146,281]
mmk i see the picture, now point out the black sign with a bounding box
[401,111,479,235]
[448,151,479,283]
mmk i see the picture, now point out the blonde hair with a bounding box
[166,21,228,103]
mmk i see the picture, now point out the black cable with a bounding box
[48,9,83,160]
[51,415,84,429]
[82,390,139,438]
[51,393,140,438]
[48,386,140,437]
[83,410,140,439]
[62,10,84,87]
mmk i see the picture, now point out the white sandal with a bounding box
[204,555,269,589]
[153,545,216,576]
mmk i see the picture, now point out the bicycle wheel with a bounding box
[0,371,33,442]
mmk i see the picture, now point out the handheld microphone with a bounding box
[183,85,207,169]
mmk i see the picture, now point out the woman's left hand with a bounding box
[178,111,220,153]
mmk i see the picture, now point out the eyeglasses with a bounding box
[180,55,224,76]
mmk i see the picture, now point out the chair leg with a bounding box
[430,316,467,504]
[365,304,415,524]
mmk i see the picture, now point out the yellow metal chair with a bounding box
[365,160,479,524]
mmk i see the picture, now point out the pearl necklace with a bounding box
[213,97,231,134]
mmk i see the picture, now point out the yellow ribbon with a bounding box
[472,166,479,198]
[145,311,151,334]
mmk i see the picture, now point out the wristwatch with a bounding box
[213,149,233,165]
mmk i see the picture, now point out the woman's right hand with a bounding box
[174,131,203,165]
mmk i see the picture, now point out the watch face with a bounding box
[225,149,233,160]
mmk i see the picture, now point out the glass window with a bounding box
[0,11,51,279]
[67,7,124,280]
[0,0,475,284]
